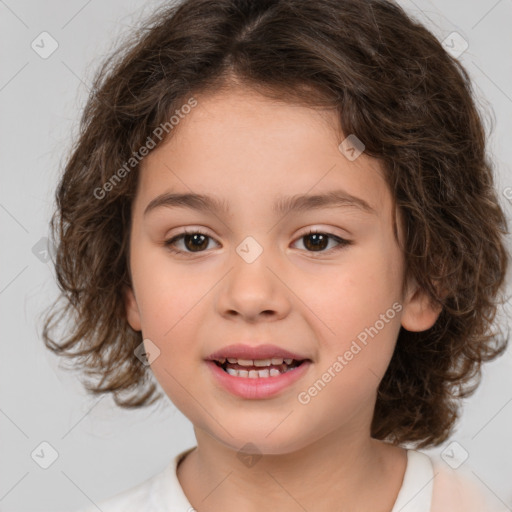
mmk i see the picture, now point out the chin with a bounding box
[209,426,315,457]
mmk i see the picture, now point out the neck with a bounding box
[177,427,407,512]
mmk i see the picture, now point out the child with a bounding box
[42,0,511,510]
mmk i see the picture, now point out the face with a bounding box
[125,85,440,454]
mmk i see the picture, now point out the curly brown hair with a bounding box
[42,0,510,448]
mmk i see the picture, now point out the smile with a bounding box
[213,357,303,378]
[206,358,312,399]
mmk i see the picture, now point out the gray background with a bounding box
[1,0,511,510]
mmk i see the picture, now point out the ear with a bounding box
[400,277,443,332]
[124,285,142,331]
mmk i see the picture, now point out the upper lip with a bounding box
[206,344,311,362]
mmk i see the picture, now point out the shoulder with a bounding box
[72,447,196,512]
[395,449,508,512]
[427,451,508,512]
[73,469,164,512]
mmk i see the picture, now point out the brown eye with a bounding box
[293,229,352,255]
[164,228,352,257]
[164,230,218,254]
[181,233,209,252]
[302,232,329,251]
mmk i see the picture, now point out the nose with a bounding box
[215,247,292,323]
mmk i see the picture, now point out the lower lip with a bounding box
[205,360,312,399]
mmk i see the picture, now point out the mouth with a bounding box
[204,343,313,398]
[210,357,309,379]
[205,356,313,399]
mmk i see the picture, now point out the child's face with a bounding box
[125,86,440,453]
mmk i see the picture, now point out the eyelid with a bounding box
[296,225,349,239]
[164,224,349,240]
[292,227,352,256]
[163,225,353,257]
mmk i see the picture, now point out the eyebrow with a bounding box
[143,189,377,217]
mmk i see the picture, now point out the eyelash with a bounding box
[163,228,352,257]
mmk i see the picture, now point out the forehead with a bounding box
[135,87,390,219]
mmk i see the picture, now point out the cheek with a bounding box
[298,251,401,336]
[341,236,403,320]
[299,241,402,377]
[131,246,199,332]
[130,257,204,389]
[143,312,204,414]
[298,316,400,422]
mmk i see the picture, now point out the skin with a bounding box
[125,84,442,512]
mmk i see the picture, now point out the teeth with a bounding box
[254,359,271,367]
[220,357,293,366]
[217,356,305,378]
[224,366,294,378]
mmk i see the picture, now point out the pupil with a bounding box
[183,233,328,252]
[185,234,208,252]
[305,233,327,251]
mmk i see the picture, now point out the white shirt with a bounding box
[75,446,506,511]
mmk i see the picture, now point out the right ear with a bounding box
[124,285,142,331]
[399,276,443,332]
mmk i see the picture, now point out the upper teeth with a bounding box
[222,357,293,366]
